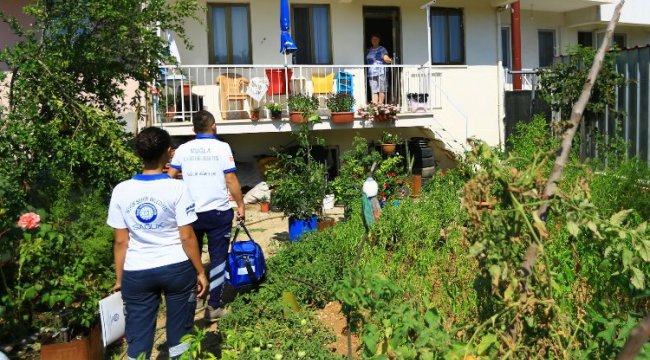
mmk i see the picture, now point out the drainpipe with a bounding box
[511,1,522,90]
[496,7,505,149]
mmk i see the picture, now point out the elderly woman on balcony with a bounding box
[366,33,392,104]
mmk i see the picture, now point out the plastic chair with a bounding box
[265,69,293,96]
[311,73,334,107]
[336,71,354,95]
[216,74,249,120]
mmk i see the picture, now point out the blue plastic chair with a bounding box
[336,71,354,95]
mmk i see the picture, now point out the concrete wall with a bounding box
[600,0,650,26]
[0,0,33,70]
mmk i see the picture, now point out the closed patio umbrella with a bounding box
[280,0,298,55]
[280,0,297,98]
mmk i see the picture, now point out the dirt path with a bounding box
[136,204,345,359]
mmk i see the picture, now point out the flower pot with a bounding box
[317,217,336,231]
[270,110,282,120]
[330,111,354,123]
[182,83,191,96]
[381,143,397,155]
[289,111,306,124]
[260,202,270,213]
[41,325,102,360]
[373,114,390,122]
[288,215,317,241]
[250,110,260,121]
[409,174,422,197]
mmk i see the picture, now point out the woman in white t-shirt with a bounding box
[107,127,208,360]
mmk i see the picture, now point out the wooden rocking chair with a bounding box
[216,74,250,120]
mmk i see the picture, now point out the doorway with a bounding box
[363,6,401,104]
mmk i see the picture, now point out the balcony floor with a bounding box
[155,112,435,136]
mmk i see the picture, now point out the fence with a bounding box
[151,64,442,124]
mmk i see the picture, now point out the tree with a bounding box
[0,0,199,341]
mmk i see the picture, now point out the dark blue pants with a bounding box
[121,260,197,360]
[192,208,233,308]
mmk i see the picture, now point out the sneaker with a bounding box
[204,305,230,322]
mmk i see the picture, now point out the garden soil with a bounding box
[132,204,346,359]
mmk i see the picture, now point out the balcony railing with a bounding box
[504,68,538,91]
[151,64,442,125]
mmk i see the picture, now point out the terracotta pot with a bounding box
[382,143,397,155]
[260,202,270,213]
[330,111,354,123]
[289,111,306,124]
[409,174,422,196]
[41,326,102,360]
[182,83,191,96]
[250,110,260,121]
[317,217,336,231]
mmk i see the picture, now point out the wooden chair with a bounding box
[216,74,250,120]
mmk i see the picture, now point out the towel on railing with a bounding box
[246,77,269,102]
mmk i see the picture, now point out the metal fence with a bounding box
[151,64,442,124]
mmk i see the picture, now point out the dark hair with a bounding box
[370,33,381,40]
[193,110,215,132]
[135,127,171,162]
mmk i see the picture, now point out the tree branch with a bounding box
[617,315,650,360]
[519,0,626,278]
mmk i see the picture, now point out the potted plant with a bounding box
[326,93,355,123]
[259,195,270,213]
[287,94,319,124]
[265,101,283,120]
[380,131,402,155]
[357,103,400,122]
[405,152,422,197]
[267,127,328,241]
[317,216,336,231]
[250,106,261,121]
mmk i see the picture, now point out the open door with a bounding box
[363,6,401,104]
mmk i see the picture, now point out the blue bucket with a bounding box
[288,216,318,241]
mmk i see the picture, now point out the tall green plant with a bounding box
[330,135,381,218]
[267,125,327,219]
[537,45,625,121]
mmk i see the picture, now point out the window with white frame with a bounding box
[430,7,465,65]
[537,29,556,67]
[292,5,332,65]
[208,4,252,64]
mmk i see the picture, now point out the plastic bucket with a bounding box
[288,216,317,241]
[265,69,293,96]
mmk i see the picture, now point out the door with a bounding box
[363,6,401,104]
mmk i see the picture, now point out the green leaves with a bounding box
[476,333,498,355]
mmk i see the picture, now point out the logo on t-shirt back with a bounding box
[135,203,158,223]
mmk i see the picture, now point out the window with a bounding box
[501,27,511,68]
[430,7,465,65]
[537,30,556,67]
[596,32,627,50]
[578,31,594,48]
[292,5,332,65]
[208,4,252,64]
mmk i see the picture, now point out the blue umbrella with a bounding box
[280,0,297,54]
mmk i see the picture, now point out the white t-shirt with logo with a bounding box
[170,135,236,213]
[106,173,198,271]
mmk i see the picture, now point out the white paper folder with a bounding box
[99,291,125,347]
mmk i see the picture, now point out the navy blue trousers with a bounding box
[121,260,197,360]
[192,208,233,308]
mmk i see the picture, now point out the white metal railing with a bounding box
[151,64,442,124]
[504,68,538,91]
